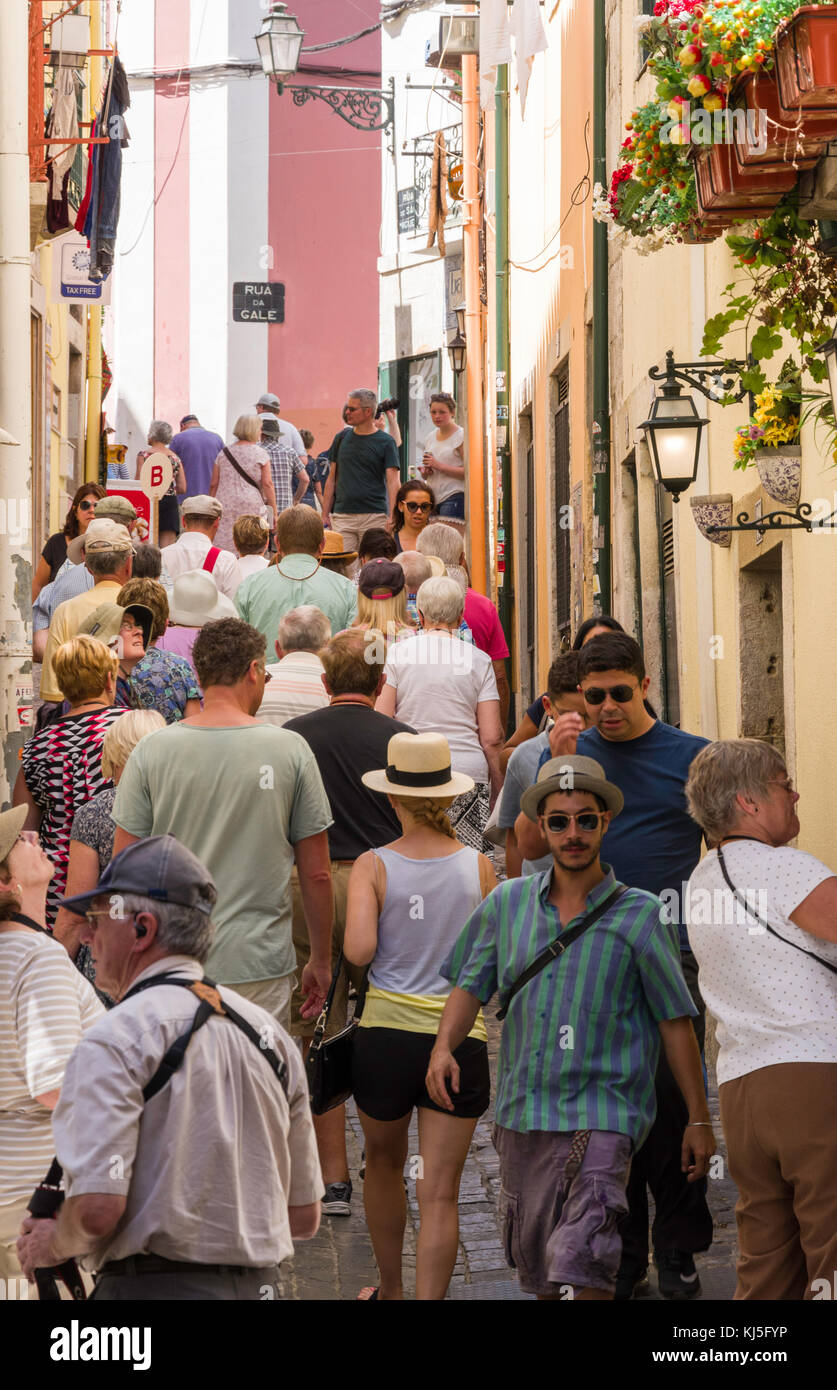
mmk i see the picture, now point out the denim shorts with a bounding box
[493,1126,632,1295]
[434,492,465,521]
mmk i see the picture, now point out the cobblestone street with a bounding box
[280,1011,739,1302]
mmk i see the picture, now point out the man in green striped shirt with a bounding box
[427,755,713,1300]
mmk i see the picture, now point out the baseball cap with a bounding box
[181,494,222,519]
[0,805,29,865]
[68,518,135,567]
[78,601,155,650]
[95,495,138,524]
[358,558,406,600]
[179,414,199,428]
[256,393,280,410]
[59,835,217,917]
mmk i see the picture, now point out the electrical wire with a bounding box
[508,112,591,272]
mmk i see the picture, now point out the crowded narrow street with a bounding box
[1,0,836,1364]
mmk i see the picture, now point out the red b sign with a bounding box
[139,454,173,500]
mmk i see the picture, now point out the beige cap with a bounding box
[181,495,222,519]
[69,518,134,566]
[95,494,138,523]
[0,805,28,866]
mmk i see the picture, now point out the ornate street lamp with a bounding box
[448,330,467,376]
[817,331,837,420]
[255,3,395,133]
[641,352,709,501]
[454,303,466,338]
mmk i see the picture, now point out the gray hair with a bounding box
[416,522,465,571]
[396,550,432,591]
[86,548,130,578]
[277,605,332,654]
[131,542,162,579]
[349,388,377,411]
[148,419,173,446]
[685,738,787,843]
[120,892,216,964]
[416,575,465,627]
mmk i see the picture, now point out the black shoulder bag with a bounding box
[305,954,367,1114]
[497,885,628,1020]
[716,844,837,977]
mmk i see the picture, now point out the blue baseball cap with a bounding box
[59,835,217,916]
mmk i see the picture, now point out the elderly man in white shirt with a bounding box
[16,835,323,1301]
[161,496,242,602]
[257,605,331,728]
[684,738,837,1302]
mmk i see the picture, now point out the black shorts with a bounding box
[352,1027,490,1122]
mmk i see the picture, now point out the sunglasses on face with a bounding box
[582,683,638,706]
[405,501,432,513]
[544,811,607,833]
[78,499,97,510]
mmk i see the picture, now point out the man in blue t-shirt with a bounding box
[514,631,712,1302]
[321,389,401,554]
[170,415,225,499]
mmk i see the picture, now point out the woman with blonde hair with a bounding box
[13,636,124,929]
[344,732,497,1301]
[209,413,276,552]
[53,709,166,995]
[354,558,416,644]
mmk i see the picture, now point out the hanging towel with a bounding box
[47,68,78,203]
[480,0,512,108]
[511,0,548,116]
[426,131,448,255]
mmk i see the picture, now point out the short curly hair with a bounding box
[53,635,119,704]
[192,618,266,689]
[117,578,169,642]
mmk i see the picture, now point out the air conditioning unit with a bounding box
[49,14,90,68]
[426,15,479,70]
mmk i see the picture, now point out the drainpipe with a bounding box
[462,50,486,593]
[0,0,33,802]
[84,0,104,483]
[495,65,514,681]
[592,0,611,612]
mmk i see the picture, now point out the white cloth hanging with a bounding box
[511,0,548,116]
[47,68,78,200]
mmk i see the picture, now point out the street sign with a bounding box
[139,455,173,500]
[232,282,285,323]
[398,187,418,234]
[49,231,112,305]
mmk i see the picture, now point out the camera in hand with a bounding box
[375,397,400,419]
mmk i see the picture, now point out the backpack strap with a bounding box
[202,546,221,574]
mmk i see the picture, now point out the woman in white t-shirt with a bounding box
[685,739,837,1301]
[376,576,503,855]
[0,806,103,1289]
[419,393,465,523]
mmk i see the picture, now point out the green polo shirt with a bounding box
[235,553,358,647]
[112,723,333,984]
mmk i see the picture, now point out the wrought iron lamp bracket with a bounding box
[706,502,837,536]
[281,77,395,134]
[649,350,750,404]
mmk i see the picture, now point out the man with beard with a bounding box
[427,755,713,1302]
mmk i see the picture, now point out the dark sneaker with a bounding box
[655,1250,701,1300]
[322,1181,353,1216]
[614,1263,649,1301]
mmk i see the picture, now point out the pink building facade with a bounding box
[112,0,380,465]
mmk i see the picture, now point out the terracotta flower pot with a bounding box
[690,494,733,547]
[692,144,796,218]
[775,5,837,115]
[731,71,832,171]
[755,446,802,505]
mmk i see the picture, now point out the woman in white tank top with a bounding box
[419,393,465,523]
[345,733,498,1301]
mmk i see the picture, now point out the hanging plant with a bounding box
[701,192,837,398]
[732,359,801,469]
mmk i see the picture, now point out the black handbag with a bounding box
[305,953,365,1115]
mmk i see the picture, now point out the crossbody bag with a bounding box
[222,445,272,525]
[496,884,628,1020]
[716,843,837,978]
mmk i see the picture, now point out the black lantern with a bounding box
[255,3,305,88]
[817,332,837,422]
[641,352,708,501]
[448,330,467,376]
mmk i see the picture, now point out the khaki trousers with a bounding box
[719,1062,837,1299]
[231,973,295,1033]
[330,512,390,554]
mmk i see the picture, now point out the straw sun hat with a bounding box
[362,732,474,799]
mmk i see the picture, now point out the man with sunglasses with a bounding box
[514,632,711,1300]
[429,754,713,1301]
[321,389,401,553]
